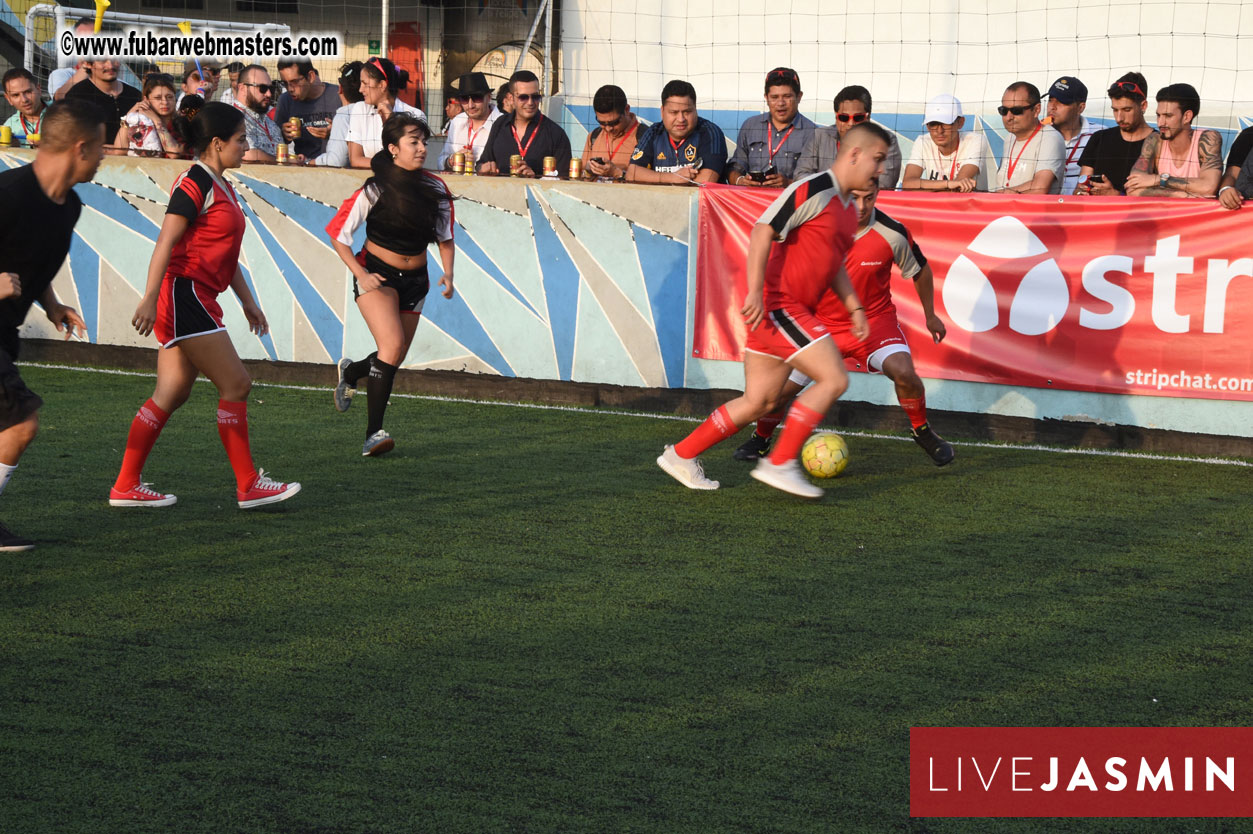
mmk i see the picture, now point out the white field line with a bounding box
[26,362,1253,468]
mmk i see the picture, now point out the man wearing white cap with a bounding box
[902,93,990,192]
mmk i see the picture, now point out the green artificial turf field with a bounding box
[2,364,1250,834]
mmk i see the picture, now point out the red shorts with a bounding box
[835,312,910,373]
[744,306,829,362]
[154,276,226,348]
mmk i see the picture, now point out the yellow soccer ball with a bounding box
[801,432,849,478]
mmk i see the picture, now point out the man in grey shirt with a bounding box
[275,59,340,158]
[726,67,816,188]
[794,85,902,189]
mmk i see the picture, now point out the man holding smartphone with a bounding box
[727,67,816,188]
[578,85,642,182]
[1074,72,1156,195]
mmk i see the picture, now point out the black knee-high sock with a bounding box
[344,352,377,387]
[366,357,398,437]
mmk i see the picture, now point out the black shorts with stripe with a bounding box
[355,252,431,314]
[0,349,42,431]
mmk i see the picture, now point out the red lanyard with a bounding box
[668,133,689,160]
[512,114,543,158]
[1064,133,1085,168]
[767,123,795,160]
[603,121,635,163]
[934,142,960,180]
[1005,123,1043,183]
[463,117,487,152]
[20,113,40,135]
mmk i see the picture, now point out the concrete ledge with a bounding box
[21,340,1253,459]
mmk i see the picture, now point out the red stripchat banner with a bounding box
[694,187,1253,401]
[910,727,1253,817]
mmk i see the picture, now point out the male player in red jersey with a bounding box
[657,122,891,498]
[733,181,955,465]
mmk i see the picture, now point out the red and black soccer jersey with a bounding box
[326,172,455,257]
[165,162,246,294]
[757,171,857,311]
[816,208,927,330]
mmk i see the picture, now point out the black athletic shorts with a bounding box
[354,251,431,314]
[0,349,42,431]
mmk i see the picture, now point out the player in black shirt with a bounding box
[0,100,105,550]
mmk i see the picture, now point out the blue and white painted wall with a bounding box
[5,149,1248,440]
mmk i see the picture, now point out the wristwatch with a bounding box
[1159,172,1169,188]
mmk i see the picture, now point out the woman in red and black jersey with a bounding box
[327,113,455,457]
[109,102,300,509]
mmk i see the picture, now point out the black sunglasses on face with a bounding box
[242,82,272,94]
[456,93,487,104]
[516,93,543,103]
[836,112,868,123]
[596,113,623,129]
[997,103,1037,116]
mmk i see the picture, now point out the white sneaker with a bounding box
[751,457,823,498]
[656,445,719,490]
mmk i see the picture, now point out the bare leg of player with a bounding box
[880,352,954,466]
[750,337,848,498]
[658,353,793,490]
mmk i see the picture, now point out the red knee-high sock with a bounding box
[768,400,824,465]
[113,398,170,491]
[674,405,740,459]
[755,410,784,439]
[216,399,257,491]
[899,395,928,430]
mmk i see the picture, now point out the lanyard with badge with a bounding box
[512,114,543,158]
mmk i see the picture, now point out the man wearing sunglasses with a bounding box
[578,85,642,182]
[479,70,571,177]
[794,85,902,188]
[1074,72,1156,196]
[902,93,989,192]
[727,67,815,188]
[232,65,283,162]
[627,79,727,185]
[437,72,501,172]
[994,81,1066,194]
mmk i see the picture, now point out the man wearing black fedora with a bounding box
[438,71,502,171]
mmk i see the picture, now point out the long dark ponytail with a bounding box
[364,113,452,245]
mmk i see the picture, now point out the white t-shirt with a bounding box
[1055,117,1098,194]
[313,103,353,168]
[997,124,1067,193]
[436,108,502,169]
[908,131,991,191]
[48,67,75,96]
[343,99,427,161]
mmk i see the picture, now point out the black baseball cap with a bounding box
[1047,76,1088,104]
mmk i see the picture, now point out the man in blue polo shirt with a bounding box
[627,79,727,184]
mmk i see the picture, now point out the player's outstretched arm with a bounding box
[741,222,775,330]
[133,214,191,337]
[831,264,868,341]
[913,264,946,343]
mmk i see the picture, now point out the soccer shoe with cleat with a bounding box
[733,433,773,461]
[334,358,356,412]
[362,429,395,457]
[750,457,824,499]
[237,469,301,508]
[656,445,719,490]
[912,422,955,466]
[0,521,34,552]
[109,482,177,507]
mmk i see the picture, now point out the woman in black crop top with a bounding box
[327,113,455,456]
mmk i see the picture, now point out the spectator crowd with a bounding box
[6,43,1253,209]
